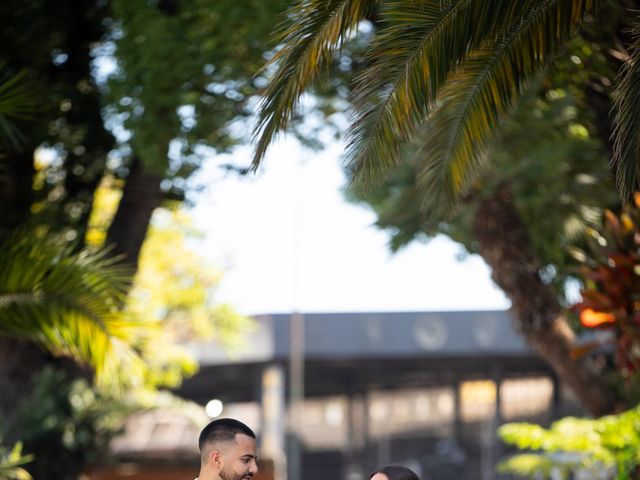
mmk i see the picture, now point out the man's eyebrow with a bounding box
[241,454,257,459]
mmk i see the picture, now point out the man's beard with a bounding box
[220,468,252,480]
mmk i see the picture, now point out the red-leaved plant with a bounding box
[572,194,640,379]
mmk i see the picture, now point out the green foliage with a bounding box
[118,206,255,390]
[252,0,374,165]
[498,406,640,479]
[83,179,254,389]
[0,440,32,480]
[1,185,251,393]
[498,454,556,479]
[0,214,250,475]
[0,62,38,151]
[0,0,116,233]
[1,0,290,239]
[253,0,628,208]
[0,192,250,392]
[0,229,136,381]
[0,2,271,476]
[14,367,133,480]
[109,0,289,180]
[346,48,618,299]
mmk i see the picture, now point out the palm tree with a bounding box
[252,0,640,415]
[0,229,136,422]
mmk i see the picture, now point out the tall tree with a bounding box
[0,0,288,266]
[104,0,288,269]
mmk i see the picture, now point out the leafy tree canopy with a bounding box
[107,0,289,180]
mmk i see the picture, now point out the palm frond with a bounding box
[611,15,640,202]
[0,67,37,119]
[0,61,39,150]
[252,0,374,168]
[0,230,135,378]
[347,0,525,184]
[0,440,32,480]
[410,0,599,215]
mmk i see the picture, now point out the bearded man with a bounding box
[195,418,259,480]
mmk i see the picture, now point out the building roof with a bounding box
[186,310,530,366]
[178,310,551,404]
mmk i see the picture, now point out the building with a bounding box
[97,310,579,480]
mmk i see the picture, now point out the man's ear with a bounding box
[209,449,224,469]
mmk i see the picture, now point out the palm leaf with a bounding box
[0,440,32,480]
[347,0,525,184]
[612,16,640,202]
[252,0,374,168]
[412,0,598,215]
[0,66,37,119]
[254,0,602,208]
[0,61,39,150]
[0,230,135,379]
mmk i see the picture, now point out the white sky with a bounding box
[191,138,510,315]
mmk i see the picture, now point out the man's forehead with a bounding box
[205,432,256,455]
[233,433,257,450]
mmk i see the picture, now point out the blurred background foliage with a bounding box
[0,228,133,377]
[498,195,640,479]
[12,367,131,480]
[571,195,640,383]
[498,405,640,479]
[85,178,255,391]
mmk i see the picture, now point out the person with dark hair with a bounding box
[195,418,259,480]
[370,465,420,480]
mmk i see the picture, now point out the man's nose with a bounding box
[249,460,259,474]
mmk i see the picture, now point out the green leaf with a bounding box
[0,440,33,480]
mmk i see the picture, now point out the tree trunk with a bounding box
[0,149,35,230]
[57,0,114,243]
[0,338,51,443]
[472,187,623,417]
[106,156,164,272]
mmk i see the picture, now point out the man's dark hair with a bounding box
[370,465,420,480]
[198,418,256,452]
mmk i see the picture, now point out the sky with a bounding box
[190,137,510,316]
